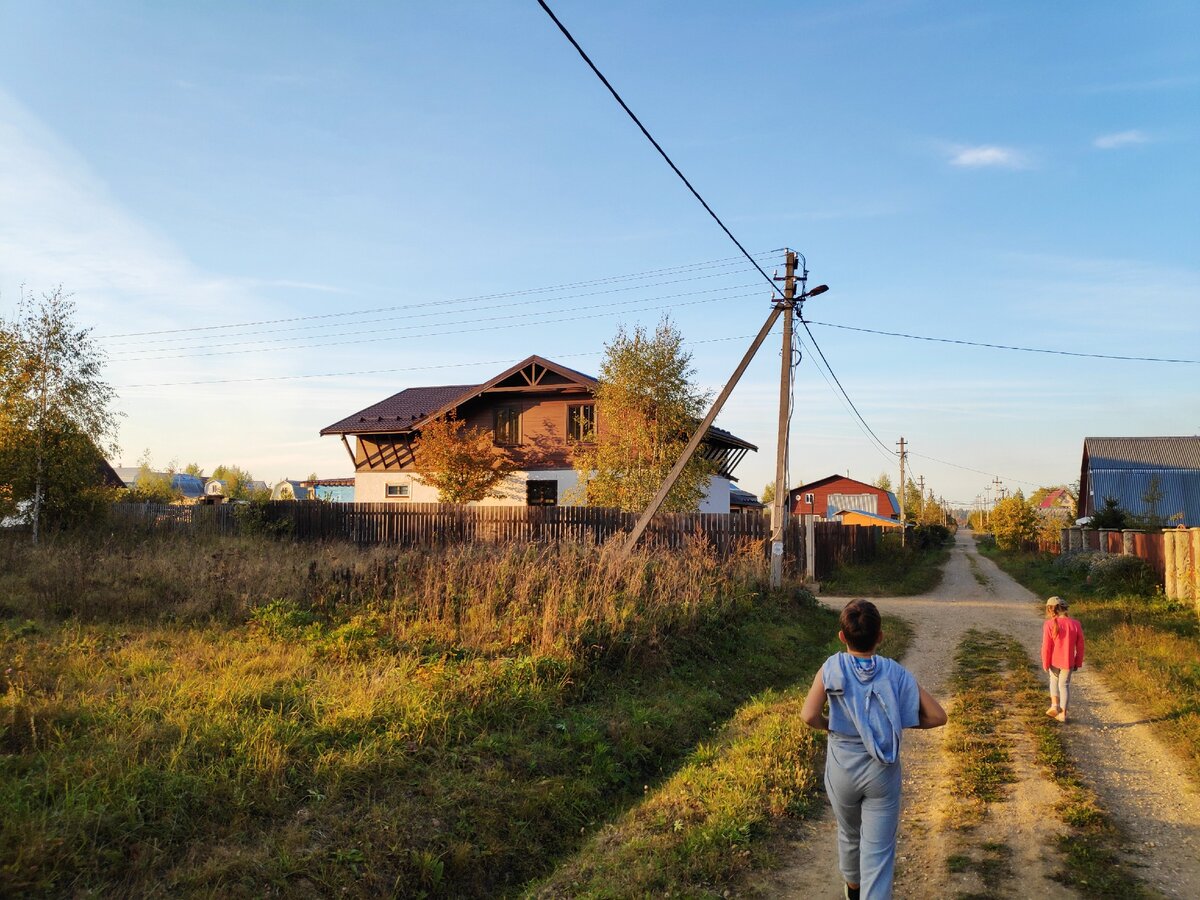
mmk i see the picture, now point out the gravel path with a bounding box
[748,532,1200,898]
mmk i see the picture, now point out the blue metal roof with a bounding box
[1083,437,1200,525]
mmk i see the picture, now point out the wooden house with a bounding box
[319,355,755,511]
[788,475,900,521]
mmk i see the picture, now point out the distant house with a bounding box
[1038,488,1074,511]
[308,477,355,502]
[112,467,204,501]
[729,486,763,515]
[271,479,309,501]
[1078,436,1200,526]
[788,475,900,521]
[319,355,755,512]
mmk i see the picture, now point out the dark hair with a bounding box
[839,600,882,652]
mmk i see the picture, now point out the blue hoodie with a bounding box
[821,653,920,765]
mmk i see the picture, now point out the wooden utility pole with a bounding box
[769,251,799,588]
[897,436,907,546]
[917,474,926,523]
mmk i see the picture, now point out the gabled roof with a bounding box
[1083,436,1200,470]
[1081,436,1200,525]
[788,474,890,496]
[320,385,477,436]
[319,355,756,452]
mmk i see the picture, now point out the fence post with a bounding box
[1059,527,1070,554]
[1121,529,1138,556]
[1164,530,1179,600]
[1191,527,1200,614]
[1097,528,1112,553]
[805,514,816,581]
[1172,527,1192,605]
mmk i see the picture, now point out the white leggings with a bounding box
[1048,666,1072,710]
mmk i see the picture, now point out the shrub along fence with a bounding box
[106,501,880,580]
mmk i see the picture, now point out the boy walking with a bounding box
[801,600,947,900]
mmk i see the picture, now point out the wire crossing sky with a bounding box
[0,2,1196,500]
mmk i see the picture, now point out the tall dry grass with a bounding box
[0,533,767,660]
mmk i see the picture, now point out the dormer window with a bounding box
[494,406,521,446]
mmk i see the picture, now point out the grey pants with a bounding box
[825,735,902,900]
[1048,666,1072,710]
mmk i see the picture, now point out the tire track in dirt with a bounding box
[747,532,1200,898]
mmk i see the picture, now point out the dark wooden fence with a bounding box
[107,502,880,579]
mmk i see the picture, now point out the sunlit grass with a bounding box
[0,533,837,896]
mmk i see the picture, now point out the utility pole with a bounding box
[897,436,907,546]
[769,251,798,589]
[992,476,1004,507]
[917,474,926,523]
[622,250,827,589]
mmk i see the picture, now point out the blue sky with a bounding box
[1,1,1196,506]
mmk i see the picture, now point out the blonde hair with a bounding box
[1046,596,1066,639]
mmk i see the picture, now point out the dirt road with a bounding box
[750,531,1200,898]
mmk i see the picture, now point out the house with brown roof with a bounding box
[320,355,756,511]
[787,475,900,521]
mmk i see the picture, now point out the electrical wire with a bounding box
[535,1,912,476]
[110,287,765,363]
[807,321,1200,365]
[906,450,1040,488]
[798,316,895,459]
[535,0,781,297]
[104,274,766,355]
[98,250,782,340]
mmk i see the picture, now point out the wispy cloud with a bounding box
[1093,129,1150,149]
[947,144,1029,170]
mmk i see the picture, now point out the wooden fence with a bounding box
[107,501,881,580]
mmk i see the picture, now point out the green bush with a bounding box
[1087,554,1157,596]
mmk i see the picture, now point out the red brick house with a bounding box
[320,355,756,510]
[787,475,900,520]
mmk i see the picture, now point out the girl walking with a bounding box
[1042,596,1085,723]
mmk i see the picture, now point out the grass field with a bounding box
[976,542,1200,785]
[0,534,845,897]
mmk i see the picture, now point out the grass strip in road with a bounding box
[978,542,1200,785]
[532,616,914,898]
[947,628,1149,898]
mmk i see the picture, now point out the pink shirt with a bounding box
[1042,616,1085,671]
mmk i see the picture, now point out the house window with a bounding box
[567,403,595,442]
[804,493,815,505]
[527,479,558,507]
[385,483,411,500]
[494,406,521,446]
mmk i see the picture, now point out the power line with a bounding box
[536,0,906,476]
[115,332,760,389]
[799,318,895,459]
[906,450,1040,488]
[98,250,782,340]
[110,288,764,363]
[808,320,1200,365]
[105,274,765,355]
[536,0,780,297]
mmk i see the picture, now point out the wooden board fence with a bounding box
[107,502,880,579]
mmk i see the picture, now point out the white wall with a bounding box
[355,469,732,512]
[699,476,733,514]
[354,469,584,506]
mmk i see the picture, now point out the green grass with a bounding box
[977,541,1200,784]
[0,535,841,897]
[820,533,951,596]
